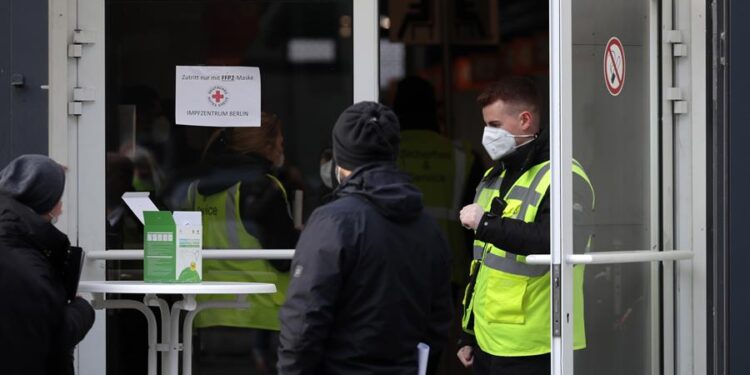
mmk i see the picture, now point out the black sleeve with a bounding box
[473,172,594,256]
[458,330,477,347]
[426,235,454,373]
[57,297,96,350]
[1,251,94,373]
[277,210,348,375]
[240,177,300,272]
[0,253,60,373]
[474,192,551,256]
[461,154,487,260]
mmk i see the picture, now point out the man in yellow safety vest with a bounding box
[456,77,594,375]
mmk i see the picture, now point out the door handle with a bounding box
[525,250,693,265]
[10,74,24,87]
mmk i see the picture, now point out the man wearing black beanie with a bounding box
[0,155,95,375]
[279,102,454,374]
[331,101,401,171]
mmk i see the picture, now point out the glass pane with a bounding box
[571,0,655,374]
[104,1,352,373]
[576,263,656,374]
[378,0,548,373]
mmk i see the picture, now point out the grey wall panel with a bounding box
[573,43,653,375]
[572,0,648,46]
[573,45,649,238]
[729,1,750,374]
[9,0,48,160]
[0,0,48,168]
[0,0,11,165]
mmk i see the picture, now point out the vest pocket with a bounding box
[483,270,528,324]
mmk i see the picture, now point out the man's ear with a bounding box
[519,111,533,131]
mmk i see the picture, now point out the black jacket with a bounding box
[0,195,95,375]
[278,163,453,375]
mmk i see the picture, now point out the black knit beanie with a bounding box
[0,154,66,214]
[332,101,400,170]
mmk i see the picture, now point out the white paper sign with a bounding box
[121,192,159,225]
[175,66,261,127]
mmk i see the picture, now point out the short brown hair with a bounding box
[476,76,541,115]
[203,112,282,160]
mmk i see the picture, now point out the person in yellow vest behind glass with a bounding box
[456,77,594,375]
[187,113,299,372]
[393,76,483,297]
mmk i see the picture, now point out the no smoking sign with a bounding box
[603,37,626,96]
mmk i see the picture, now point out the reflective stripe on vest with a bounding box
[265,174,293,220]
[473,246,549,277]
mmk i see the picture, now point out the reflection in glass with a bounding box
[104,1,352,373]
[576,263,655,374]
[379,1,548,373]
[572,0,655,374]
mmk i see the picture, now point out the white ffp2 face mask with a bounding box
[482,126,536,161]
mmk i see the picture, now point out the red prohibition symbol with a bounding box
[603,36,626,96]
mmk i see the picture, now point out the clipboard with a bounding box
[63,246,85,301]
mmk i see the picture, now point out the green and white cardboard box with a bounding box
[122,192,202,283]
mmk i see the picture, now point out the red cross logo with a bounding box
[211,89,224,103]
[207,86,229,106]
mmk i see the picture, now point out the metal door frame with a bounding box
[48,0,106,373]
[546,0,706,374]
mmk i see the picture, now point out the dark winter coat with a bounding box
[278,163,453,375]
[0,194,95,375]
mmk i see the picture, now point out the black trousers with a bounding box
[473,346,550,375]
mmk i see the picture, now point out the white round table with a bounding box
[79,280,276,295]
[80,280,277,375]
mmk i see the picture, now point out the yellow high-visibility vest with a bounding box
[462,160,594,356]
[187,175,290,331]
[399,130,475,284]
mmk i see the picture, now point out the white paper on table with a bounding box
[172,211,201,226]
[417,342,430,375]
[121,192,159,225]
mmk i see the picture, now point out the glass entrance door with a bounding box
[544,0,692,374]
[103,1,355,373]
[567,0,660,373]
[73,1,380,373]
